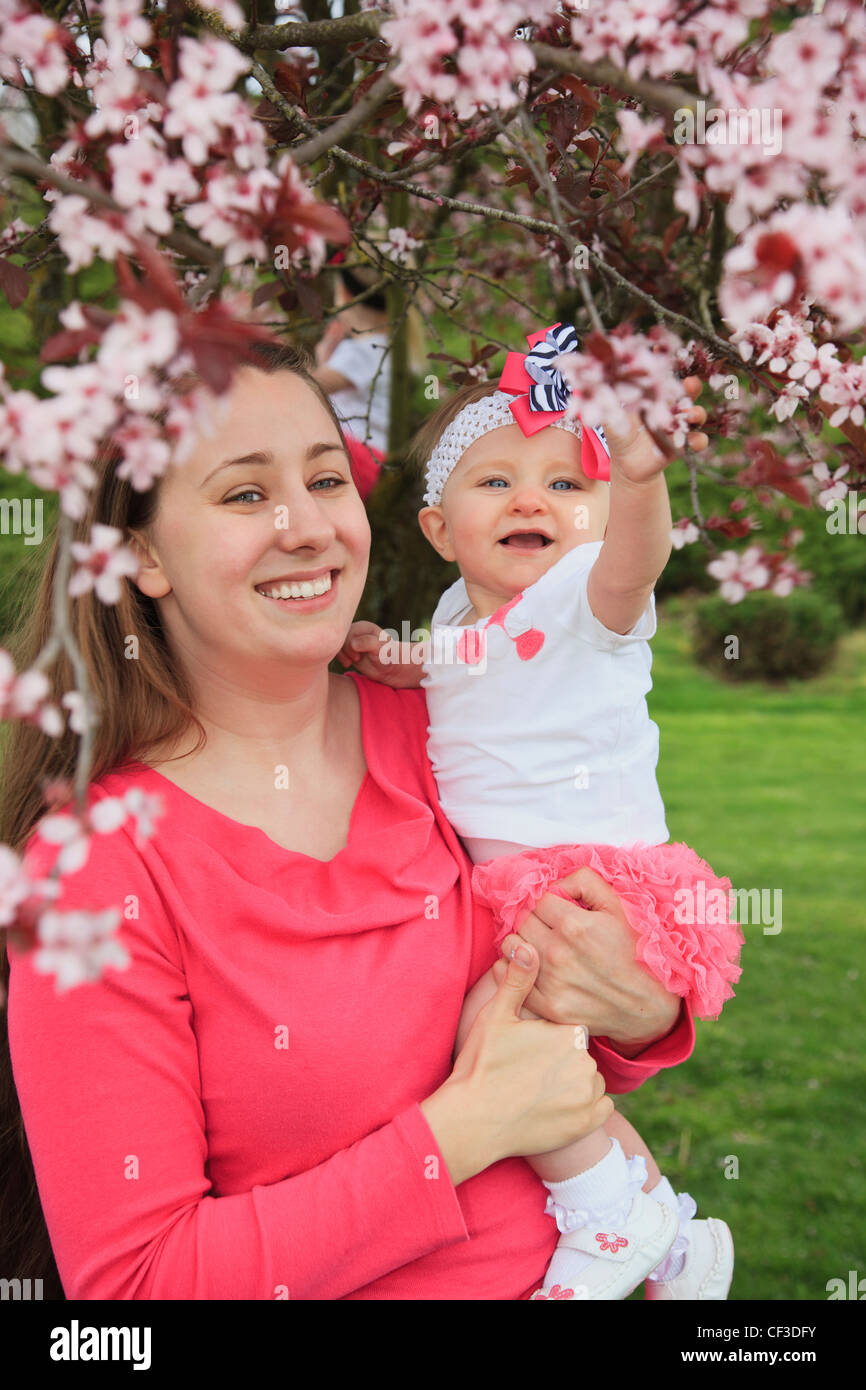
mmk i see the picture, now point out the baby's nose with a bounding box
[509,487,547,510]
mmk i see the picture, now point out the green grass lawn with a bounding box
[618,594,866,1301]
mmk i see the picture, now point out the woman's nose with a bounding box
[273,488,336,550]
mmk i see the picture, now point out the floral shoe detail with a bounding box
[531,1188,678,1301]
[531,1283,586,1300]
[644,1218,734,1300]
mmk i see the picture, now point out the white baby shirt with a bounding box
[326,331,391,454]
[421,540,670,863]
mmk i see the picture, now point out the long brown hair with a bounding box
[0,339,349,1298]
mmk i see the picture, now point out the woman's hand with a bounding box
[420,944,613,1185]
[603,376,709,484]
[494,867,681,1054]
[336,620,425,689]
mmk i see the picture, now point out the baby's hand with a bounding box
[604,376,709,484]
[336,620,426,688]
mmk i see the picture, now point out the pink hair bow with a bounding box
[497,321,611,481]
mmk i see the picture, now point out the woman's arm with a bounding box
[7,830,471,1300]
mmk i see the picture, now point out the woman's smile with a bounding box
[253,565,341,609]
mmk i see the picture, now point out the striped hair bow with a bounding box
[498,321,612,481]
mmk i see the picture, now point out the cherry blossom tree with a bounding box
[0,0,864,988]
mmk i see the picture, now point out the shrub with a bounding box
[692,588,843,682]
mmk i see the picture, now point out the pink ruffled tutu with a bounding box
[472,841,745,1021]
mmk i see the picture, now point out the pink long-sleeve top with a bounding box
[7,674,695,1300]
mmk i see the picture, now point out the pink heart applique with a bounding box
[514,627,545,661]
[456,629,486,665]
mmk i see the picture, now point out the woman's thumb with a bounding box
[492,941,538,1017]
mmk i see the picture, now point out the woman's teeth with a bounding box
[259,573,333,600]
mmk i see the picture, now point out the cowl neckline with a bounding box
[104,676,460,937]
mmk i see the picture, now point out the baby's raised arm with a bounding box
[587,377,708,636]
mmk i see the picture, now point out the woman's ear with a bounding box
[127,529,172,599]
[417,506,455,563]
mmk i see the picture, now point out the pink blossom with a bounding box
[705,543,804,604]
[381,226,422,263]
[82,37,154,139]
[812,461,850,509]
[97,303,180,381]
[0,844,35,928]
[40,363,120,441]
[121,787,163,842]
[46,193,134,272]
[184,166,274,262]
[33,907,129,991]
[37,813,92,876]
[706,549,749,603]
[0,650,63,736]
[670,520,700,549]
[163,35,252,165]
[111,416,173,491]
[380,1,554,121]
[556,326,692,445]
[97,0,153,57]
[768,16,846,91]
[107,128,199,236]
[720,206,866,335]
[0,9,70,95]
[786,341,842,393]
[69,523,139,605]
[616,110,666,176]
[61,691,94,735]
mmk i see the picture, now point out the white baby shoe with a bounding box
[530,1188,678,1301]
[644,1217,734,1300]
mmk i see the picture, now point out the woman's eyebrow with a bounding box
[200,442,347,487]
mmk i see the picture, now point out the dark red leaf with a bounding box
[553,76,599,111]
[0,256,30,309]
[295,279,323,320]
[251,280,286,308]
[662,215,687,258]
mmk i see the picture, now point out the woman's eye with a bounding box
[310,476,347,490]
[224,489,264,504]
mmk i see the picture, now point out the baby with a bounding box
[341,322,743,1301]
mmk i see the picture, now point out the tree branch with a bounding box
[290,66,399,166]
[0,146,220,267]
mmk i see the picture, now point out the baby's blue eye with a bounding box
[551,479,581,490]
[481,478,508,488]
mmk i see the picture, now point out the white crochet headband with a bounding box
[422,389,582,507]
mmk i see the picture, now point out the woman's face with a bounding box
[133,366,371,682]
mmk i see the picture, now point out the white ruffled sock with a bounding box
[644,1175,698,1282]
[542,1138,647,1291]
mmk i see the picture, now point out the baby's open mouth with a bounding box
[498,532,553,551]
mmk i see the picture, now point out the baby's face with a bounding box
[423,423,610,615]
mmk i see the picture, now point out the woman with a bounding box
[0,341,694,1300]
